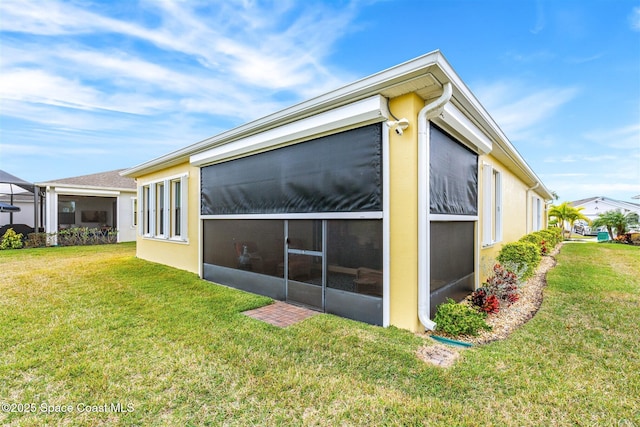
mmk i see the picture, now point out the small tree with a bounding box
[548,202,589,239]
[591,210,640,240]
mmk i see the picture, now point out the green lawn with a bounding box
[0,242,638,426]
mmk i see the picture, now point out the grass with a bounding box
[0,242,638,426]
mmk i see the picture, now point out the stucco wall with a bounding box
[387,93,424,332]
[135,162,200,274]
[478,154,548,281]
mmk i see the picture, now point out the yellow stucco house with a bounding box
[121,51,552,332]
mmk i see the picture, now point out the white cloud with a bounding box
[0,0,355,93]
[545,172,589,177]
[583,124,640,150]
[0,0,360,128]
[565,53,605,64]
[473,80,579,140]
[0,68,173,115]
[503,50,555,63]
[543,154,618,163]
[530,0,545,34]
[0,0,103,34]
[630,6,640,31]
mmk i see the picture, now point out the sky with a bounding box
[0,0,639,203]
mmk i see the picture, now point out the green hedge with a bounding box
[434,299,491,336]
[537,228,563,246]
[496,241,541,279]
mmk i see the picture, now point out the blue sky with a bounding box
[1,0,639,202]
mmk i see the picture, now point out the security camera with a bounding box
[389,118,409,136]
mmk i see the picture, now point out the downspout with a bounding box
[526,182,539,234]
[417,82,453,331]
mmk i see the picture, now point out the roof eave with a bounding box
[121,50,445,178]
[35,182,136,193]
[120,50,553,201]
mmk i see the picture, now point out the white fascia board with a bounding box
[432,103,492,154]
[53,187,120,196]
[190,95,389,167]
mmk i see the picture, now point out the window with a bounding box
[156,182,165,236]
[142,186,151,235]
[139,174,188,241]
[58,200,76,225]
[132,198,137,227]
[482,163,502,246]
[171,179,182,238]
[532,196,542,231]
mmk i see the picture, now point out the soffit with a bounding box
[378,73,442,101]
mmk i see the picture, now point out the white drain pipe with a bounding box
[417,82,453,331]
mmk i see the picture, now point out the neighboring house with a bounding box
[570,197,640,223]
[121,50,553,332]
[0,170,37,235]
[35,170,137,243]
[0,193,36,228]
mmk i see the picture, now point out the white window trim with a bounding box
[139,173,189,242]
[169,175,189,240]
[482,162,502,247]
[156,182,167,238]
[131,197,138,228]
[494,168,503,242]
[532,196,542,231]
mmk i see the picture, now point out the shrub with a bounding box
[471,288,500,314]
[497,241,541,279]
[25,232,48,248]
[484,263,521,306]
[537,229,561,247]
[543,227,563,246]
[434,299,492,336]
[519,233,548,255]
[57,227,118,246]
[1,228,24,250]
[614,234,631,244]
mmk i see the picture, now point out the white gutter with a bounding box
[417,82,453,331]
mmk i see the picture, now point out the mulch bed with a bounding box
[417,243,562,365]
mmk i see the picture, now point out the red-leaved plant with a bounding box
[471,288,500,314]
[484,263,521,307]
[540,239,548,255]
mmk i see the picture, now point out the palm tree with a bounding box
[591,210,640,240]
[548,202,589,239]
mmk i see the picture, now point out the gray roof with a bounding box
[570,196,640,209]
[37,169,136,190]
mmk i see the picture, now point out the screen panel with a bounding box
[201,124,382,215]
[430,125,478,215]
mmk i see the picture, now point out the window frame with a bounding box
[139,174,188,242]
[482,162,502,247]
[131,197,138,227]
[170,178,183,238]
[532,196,543,231]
